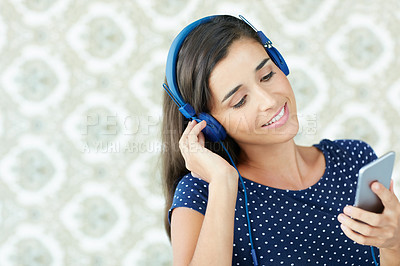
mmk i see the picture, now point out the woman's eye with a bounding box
[231,71,275,109]
[233,96,247,109]
[261,71,276,82]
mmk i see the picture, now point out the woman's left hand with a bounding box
[338,180,400,252]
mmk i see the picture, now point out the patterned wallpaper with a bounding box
[0,0,399,265]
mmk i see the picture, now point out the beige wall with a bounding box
[0,0,399,265]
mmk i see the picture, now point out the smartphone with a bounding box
[354,151,396,213]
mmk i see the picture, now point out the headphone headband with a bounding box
[164,15,289,112]
[165,16,216,108]
[163,15,289,142]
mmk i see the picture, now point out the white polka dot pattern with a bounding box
[169,139,380,265]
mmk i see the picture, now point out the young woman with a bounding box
[161,15,400,265]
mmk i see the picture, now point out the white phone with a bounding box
[354,151,396,213]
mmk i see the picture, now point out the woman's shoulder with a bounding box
[175,173,209,192]
[168,173,209,224]
[313,138,378,163]
[314,138,375,152]
[172,173,210,205]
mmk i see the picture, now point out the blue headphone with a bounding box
[163,15,289,142]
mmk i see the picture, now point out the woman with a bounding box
[161,15,400,265]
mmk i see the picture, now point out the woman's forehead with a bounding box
[209,39,269,92]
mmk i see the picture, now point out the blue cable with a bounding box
[219,140,258,266]
[371,246,379,266]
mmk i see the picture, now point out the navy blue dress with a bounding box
[169,139,380,265]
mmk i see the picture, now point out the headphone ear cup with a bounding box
[266,46,289,76]
[197,113,227,142]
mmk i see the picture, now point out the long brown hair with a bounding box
[161,15,262,239]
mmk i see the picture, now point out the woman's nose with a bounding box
[254,84,277,112]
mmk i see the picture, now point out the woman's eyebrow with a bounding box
[255,58,270,71]
[221,58,271,103]
[221,84,241,103]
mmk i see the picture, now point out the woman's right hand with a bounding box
[179,120,238,183]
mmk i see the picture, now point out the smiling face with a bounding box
[209,37,299,147]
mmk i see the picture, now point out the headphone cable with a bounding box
[219,140,259,266]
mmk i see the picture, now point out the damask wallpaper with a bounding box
[0,0,399,265]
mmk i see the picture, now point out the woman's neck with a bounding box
[237,139,322,190]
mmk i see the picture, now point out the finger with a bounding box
[371,181,398,209]
[338,213,381,237]
[182,120,196,138]
[198,130,205,146]
[179,120,196,148]
[343,205,383,227]
[340,224,376,246]
[179,141,189,159]
[188,120,207,138]
[187,120,207,150]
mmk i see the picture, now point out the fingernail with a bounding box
[344,206,352,215]
[372,182,380,190]
[338,214,345,222]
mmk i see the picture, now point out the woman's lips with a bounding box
[261,102,289,129]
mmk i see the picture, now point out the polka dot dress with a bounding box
[169,139,380,265]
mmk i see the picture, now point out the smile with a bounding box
[262,103,289,128]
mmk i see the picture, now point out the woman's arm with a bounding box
[171,120,239,265]
[171,170,238,266]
